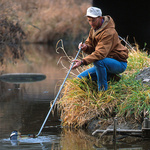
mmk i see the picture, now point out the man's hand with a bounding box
[78,42,87,51]
[71,60,82,70]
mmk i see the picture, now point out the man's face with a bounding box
[87,17,101,30]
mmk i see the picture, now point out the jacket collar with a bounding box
[92,16,113,40]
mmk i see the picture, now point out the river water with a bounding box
[0,44,150,150]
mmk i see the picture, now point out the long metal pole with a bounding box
[36,46,82,137]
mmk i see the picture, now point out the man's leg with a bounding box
[93,58,127,91]
[77,67,97,81]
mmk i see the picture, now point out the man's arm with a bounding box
[83,32,114,65]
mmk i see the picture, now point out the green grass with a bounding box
[57,48,150,128]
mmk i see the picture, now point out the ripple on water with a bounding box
[1,135,58,144]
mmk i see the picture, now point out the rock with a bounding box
[143,79,150,82]
[135,67,150,86]
[86,119,101,133]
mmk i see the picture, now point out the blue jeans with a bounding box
[77,58,127,91]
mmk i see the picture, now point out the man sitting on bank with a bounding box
[72,7,128,91]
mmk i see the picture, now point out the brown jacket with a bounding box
[82,16,128,65]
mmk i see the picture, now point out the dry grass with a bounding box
[57,44,150,128]
[0,0,92,43]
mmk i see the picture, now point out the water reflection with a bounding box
[0,43,67,143]
[57,129,150,150]
[0,44,150,149]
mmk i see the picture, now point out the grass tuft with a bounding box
[57,46,150,128]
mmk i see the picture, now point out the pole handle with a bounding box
[36,39,85,136]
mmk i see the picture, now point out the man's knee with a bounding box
[93,59,105,67]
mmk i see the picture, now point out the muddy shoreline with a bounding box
[84,67,150,140]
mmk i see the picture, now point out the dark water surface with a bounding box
[0,44,150,150]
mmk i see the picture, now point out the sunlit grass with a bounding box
[127,46,150,73]
[58,47,150,128]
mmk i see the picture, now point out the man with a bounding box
[72,7,128,91]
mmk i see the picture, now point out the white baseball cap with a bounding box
[86,7,102,18]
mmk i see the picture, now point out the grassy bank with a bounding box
[0,0,91,43]
[57,46,150,128]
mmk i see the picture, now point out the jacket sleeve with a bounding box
[83,31,114,65]
[82,29,95,54]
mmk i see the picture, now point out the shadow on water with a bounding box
[0,44,150,149]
